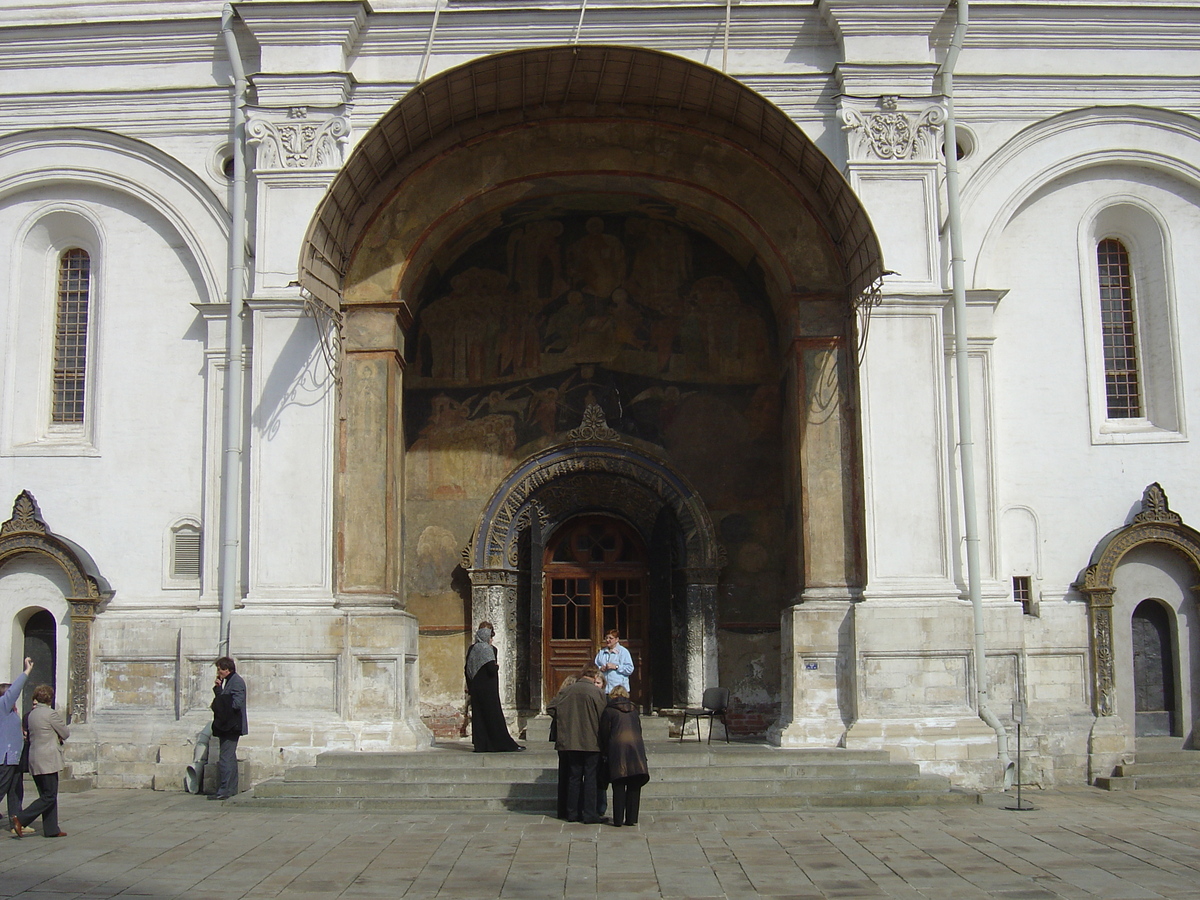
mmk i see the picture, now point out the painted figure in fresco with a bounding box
[420,268,510,383]
[688,275,770,380]
[566,217,625,300]
[464,622,524,753]
[609,288,646,351]
[410,394,518,500]
[626,218,691,299]
[507,220,566,301]
[544,291,587,353]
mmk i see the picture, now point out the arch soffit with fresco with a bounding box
[0,491,112,724]
[299,44,884,323]
[1077,483,1200,719]
[467,425,724,579]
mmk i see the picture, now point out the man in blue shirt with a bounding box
[0,657,33,832]
[594,630,634,696]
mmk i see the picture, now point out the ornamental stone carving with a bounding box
[839,97,946,162]
[0,491,111,723]
[1077,483,1200,718]
[247,108,350,170]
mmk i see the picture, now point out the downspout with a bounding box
[938,0,1014,788]
[218,4,249,658]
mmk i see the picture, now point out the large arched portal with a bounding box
[300,45,880,729]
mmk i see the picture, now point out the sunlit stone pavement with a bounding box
[3,786,1200,899]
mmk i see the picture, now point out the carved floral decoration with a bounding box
[247,108,350,169]
[839,97,947,162]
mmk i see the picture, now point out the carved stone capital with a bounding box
[839,97,946,162]
[247,107,351,170]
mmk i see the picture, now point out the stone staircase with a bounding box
[1095,736,1200,790]
[237,738,979,812]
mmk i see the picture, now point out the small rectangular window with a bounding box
[1012,576,1032,614]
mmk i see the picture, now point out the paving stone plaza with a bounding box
[4,786,1200,899]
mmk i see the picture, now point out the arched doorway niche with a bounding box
[0,491,111,722]
[464,423,723,712]
[302,45,879,617]
[1078,483,1200,778]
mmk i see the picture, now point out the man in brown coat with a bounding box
[547,664,607,823]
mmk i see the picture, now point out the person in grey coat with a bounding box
[210,657,248,800]
[547,663,607,823]
[11,683,68,838]
[0,657,33,832]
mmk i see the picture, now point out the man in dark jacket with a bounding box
[210,657,248,800]
[547,664,606,823]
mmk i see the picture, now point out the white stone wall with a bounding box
[2,1,1199,790]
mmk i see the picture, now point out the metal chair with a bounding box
[679,687,730,743]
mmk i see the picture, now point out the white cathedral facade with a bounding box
[1,0,1199,793]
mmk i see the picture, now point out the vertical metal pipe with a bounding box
[417,0,443,83]
[218,4,248,658]
[572,0,588,45]
[723,0,732,73]
[939,0,1013,787]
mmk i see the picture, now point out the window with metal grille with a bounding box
[51,248,91,425]
[171,525,202,581]
[1012,578,1032,614]
[1096,238,1141,419]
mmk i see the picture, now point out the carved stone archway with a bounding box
[1078,483,1200,719]
[0,491,111,722]
[464,409,724,711]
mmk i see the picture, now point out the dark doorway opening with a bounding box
[23,609,57,716]
[1132,599,1176,737]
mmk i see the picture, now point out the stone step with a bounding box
[255,772,947,800]
[1113,761,1200,777]
[284,761,924,784]
[1124,750,1200,765]
[235,788,979,813]
[1097,772,1200,791]
[245,739,974,810]
[311,743,895,768]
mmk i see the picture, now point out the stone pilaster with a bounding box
[336,303,409,607]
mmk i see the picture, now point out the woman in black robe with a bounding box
[464,622,524,753]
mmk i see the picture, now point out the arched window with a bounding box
[1080,202,1183,442]
[1096,238,1141,419]
[51,248,92,425]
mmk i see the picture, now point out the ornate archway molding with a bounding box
[0,491,112,723]
[464,409,725,708]
[1077,483,1200,717]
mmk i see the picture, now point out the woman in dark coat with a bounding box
[464,622,524,753]
[598,685,649,826]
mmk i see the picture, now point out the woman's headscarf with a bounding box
[465,625,495,681]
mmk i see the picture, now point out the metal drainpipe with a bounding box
[938,0,1014,789]
[218,4,249,658]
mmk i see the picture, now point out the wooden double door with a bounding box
[543,516,649,710]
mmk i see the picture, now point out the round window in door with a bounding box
[544,516,649,709]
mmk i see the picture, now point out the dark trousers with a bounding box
[611,777,643,826]
[17,772,58,837]
[216,735,240,798]
[564,750,599,823]
[556,751,569,819]
[0,764,24,825]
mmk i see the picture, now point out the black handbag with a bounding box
[19,712,29,772]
